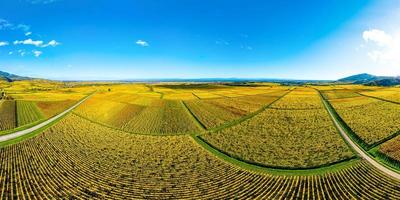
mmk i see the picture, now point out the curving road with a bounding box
[0,93,93,143]
[321,97,400,181]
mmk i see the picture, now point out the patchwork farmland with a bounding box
[1,80,400,199]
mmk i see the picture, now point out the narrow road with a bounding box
[321,97,400,181]
[0,93,93,143]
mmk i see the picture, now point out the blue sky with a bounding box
[0,0,399,80]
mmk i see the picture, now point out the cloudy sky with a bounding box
[0,0,399,80]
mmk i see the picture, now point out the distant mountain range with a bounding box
[0,71,32,82]
[1,70,400,86]
[338,73,400,86]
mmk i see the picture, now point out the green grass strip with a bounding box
[181,101,207,130]
[0,119,46,136]
[191,134,358,176]
[0,113,67,148]
[369,147,400,173]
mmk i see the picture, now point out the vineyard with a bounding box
[184,91,286,129]
[36,100,78,118]
[16,100,44,126]
[1,114,400,199]
[379,135,400,166]
[201,89,354,168]
[1,82,400,199]
[0,100,16,131]
[329,95,400,145]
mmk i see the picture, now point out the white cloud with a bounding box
[0,41,8,46]
[25,32,32,36]
[136,40,149,47]
[28,0,59,4]
[363,29,393,46]
[42,40,60,47]
[32,50,42,57]
[215,39,229,45]
[8,51,13,55]
[0,19,13,30]
[0,19,30,32]
[14,38,44,47]
[18,49,26,56]
[362,29,400,65]
[13,38,60,47]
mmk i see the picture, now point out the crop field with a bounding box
[270,88,322,109]
[360,88,400,103]
[379,136,400,165]
[75,96,144,128]
[201,89,354,168]
[321,89,361,100]
[1,82,400,199]
[122,99,201,134]
[184,90,287,129]
[16,100,44,126]
[1,114,400,199]
[329,95,400,145]
[0,100,16,131]
[36,99,78,118]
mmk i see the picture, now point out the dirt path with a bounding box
[321,96,400,181]
[0,94,93,143]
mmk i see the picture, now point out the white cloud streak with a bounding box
[32,50,43,57]
[42,40,60,47]
[27,0,60,4]
[14,38,43,47]
[13,38,60,47]
[0,19,30,32]
[0,41,9,46]
[136,40,149,47]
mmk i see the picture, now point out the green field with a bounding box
[16,100,44,126]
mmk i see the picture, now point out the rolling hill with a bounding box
[338,73,400,86]
[0,71,32,82]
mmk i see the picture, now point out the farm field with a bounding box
[378,135,400,167]
[0,100,16,131]
[360,88,400,103]
[1,114,400,199]
[16,100,44,126]
[1,81,400,199]
[0,80,91,133]
[184,89,288,129]
[327,94,400,146]
[201,88,354,168]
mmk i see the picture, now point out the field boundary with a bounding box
[322,90,400,150]
[192,135,358,176]
[369,147,400,171]
[356,92,400,105]
[73,112,194,136]
[205,89,293,133]
[318,89,400,180]
[0,93,94,144]
[181,101,207,130]
[317,90,370,149]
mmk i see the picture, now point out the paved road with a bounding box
[0,94,93,143]
[322,98,400,181]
